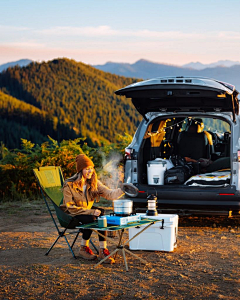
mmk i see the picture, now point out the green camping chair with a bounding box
[33,166,98,258]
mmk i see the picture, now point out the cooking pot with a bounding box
[113,199,133,215]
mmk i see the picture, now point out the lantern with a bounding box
[146,194,158,216]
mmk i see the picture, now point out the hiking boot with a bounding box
[79,246,97,260]
[98,248,115,264]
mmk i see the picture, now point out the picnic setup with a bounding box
[33,166,179,271]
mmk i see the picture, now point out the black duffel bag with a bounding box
[164,164,194,184]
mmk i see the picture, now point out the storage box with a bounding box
[129,214,179,252]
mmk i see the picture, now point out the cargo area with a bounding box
[137,115,232,187]
[127,114,240,212]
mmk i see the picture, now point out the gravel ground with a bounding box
[0,201,239,300]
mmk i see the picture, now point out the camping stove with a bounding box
[106,213,141,226]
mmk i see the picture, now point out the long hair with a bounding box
[73,169,98,199]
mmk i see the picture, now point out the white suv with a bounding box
[115,77,240,215]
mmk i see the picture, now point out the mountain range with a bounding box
[182,60,240,70]
[93,59,240,89]
[1,58,240,88]
[0,59,32,72]
[1,57,240,150]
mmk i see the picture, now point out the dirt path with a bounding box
[0,201,239,300]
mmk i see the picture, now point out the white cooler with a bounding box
[129,214,178,252]
[147,159,167,185]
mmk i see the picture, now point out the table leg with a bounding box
[91,229,119,247]
[121,248,128,272]
[122,222,155,247]
[114,229,124,260]
[88,221,157,271]
[94,248,119,268]
[124,248,149,265]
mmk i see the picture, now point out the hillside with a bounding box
[0,58,141,148]
[0,91,78,149]
[94,59,240,89]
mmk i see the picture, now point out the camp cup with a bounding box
[98,216,107,228]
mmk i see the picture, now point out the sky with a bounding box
[1,0,240,66]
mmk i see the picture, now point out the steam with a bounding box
[99,151,123,189]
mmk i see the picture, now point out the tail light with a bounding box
[125,148,133,160]
[238,150,240,162]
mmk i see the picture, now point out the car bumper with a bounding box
[127,184,240,212]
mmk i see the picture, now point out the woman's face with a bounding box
[82,166,94,179]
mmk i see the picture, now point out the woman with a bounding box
[62,154,124,264]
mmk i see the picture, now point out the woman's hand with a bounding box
[93,209,101,216]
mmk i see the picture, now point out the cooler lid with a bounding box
[141,213,178,223]
[147,159,167,165]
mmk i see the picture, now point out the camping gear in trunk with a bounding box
[147,159,167,185]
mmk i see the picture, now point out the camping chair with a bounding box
[33,166,98,259]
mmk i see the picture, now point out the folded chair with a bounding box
[33,166,98,259]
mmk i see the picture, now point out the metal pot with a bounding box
[113,199,133,215]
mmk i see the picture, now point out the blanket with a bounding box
[184,170,230,187]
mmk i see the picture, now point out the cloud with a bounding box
[0,25,29,32]
[37,25,207,40]
[1,25,240,66]
[37,25,116,37]
[218,31,240,40]
[2,42,46,49]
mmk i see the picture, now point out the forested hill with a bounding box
[0,58,141,148]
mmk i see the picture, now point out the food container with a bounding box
[113,199,133,216]
[147,158,167,185]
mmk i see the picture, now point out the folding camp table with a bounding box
[76,217,163,271]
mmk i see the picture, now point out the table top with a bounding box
[76,217,163,231]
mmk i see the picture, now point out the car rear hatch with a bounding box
[115,77,239,122]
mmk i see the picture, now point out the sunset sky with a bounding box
[1,0,240,66]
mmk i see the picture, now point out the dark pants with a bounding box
[74,207,107,241]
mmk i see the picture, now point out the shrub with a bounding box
[0,134,132,200]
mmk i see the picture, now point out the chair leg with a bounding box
[64,236,77,259]
[90,239,99,254]
[71,231,80,249]
[45,233,78,259]
[45,235,61,256]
